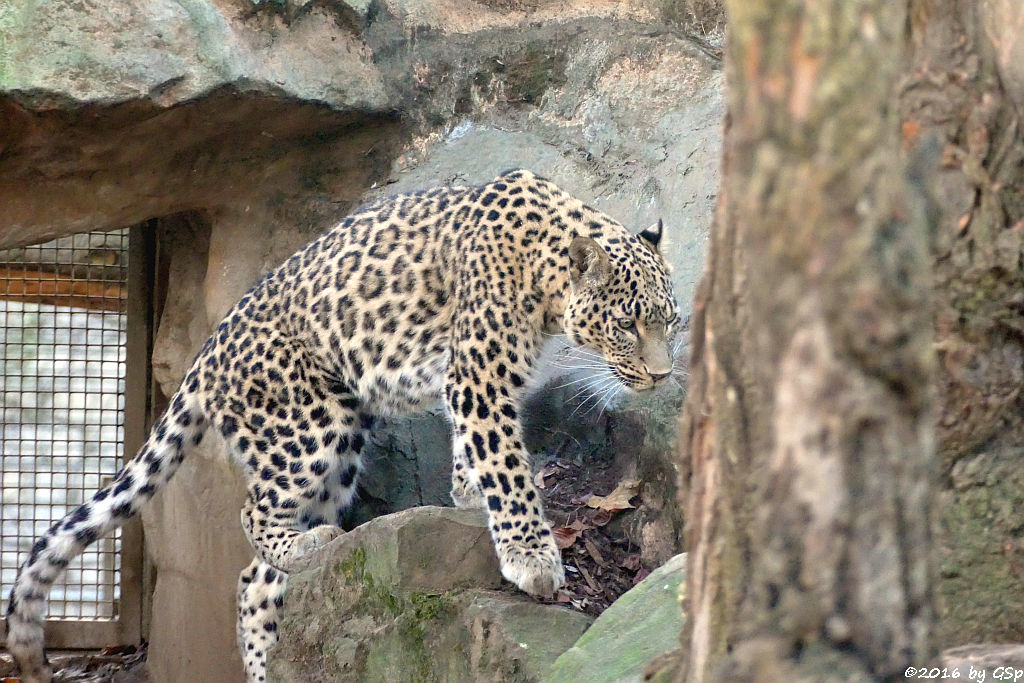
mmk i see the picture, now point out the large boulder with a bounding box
[269,506,593,682]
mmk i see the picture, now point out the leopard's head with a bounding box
[562,220,682,392]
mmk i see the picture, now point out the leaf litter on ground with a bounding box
[531,456,649,617]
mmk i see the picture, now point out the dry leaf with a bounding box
[579,564,600,592]
[902,119,921,143]
[583,537,606,566]
[569,493,590,506]
[590,509,614,526]
[956,213,971,235]
[534,463,561,490]
[620,554,642,571]
[567,518,592,531]
[586,478,640,511]
[552,526,580,549]
[555,590,572,603]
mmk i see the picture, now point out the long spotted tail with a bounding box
[5,385,206,682]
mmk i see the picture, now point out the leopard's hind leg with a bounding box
[216,361,368,569]
[234,439,366,683]
[237,558,287,683]
[225,376,371,681]
[233,407,367,682]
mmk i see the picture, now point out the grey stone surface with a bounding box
[270,506,592,682]
[546,552,687,683]
[349,414,456,526]
[281,505,497,578]
[0,0,386,109]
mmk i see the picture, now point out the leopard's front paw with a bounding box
[451,483,486,509]
[498,536,565,598]
[451,468,486,509]
[282,525,343,571]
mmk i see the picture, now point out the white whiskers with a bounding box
[548,344,623,420]
[543,330,690,423]
[567,374,620,420]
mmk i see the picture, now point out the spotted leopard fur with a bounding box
[6,169,680,682]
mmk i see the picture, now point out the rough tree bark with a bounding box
[676,0,937,680]
[902,0,1024,647]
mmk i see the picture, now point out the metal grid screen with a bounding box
[0,230,129,621]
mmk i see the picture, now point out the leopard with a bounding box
[6,169,681,682]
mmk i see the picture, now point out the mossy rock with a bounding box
[546,552,687,683]
[270,506,592,682]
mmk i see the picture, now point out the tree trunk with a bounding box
[677,0,937,679]
[901,1,1024,647]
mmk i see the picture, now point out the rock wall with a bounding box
[0,1,723,679]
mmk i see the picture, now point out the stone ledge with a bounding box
[270,506,592,682]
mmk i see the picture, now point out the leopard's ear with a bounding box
[639,219,663,252]
[568,236,610,287]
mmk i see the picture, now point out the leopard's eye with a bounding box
[618,318,636,332]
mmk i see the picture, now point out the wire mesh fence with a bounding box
[0,230,129,622]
